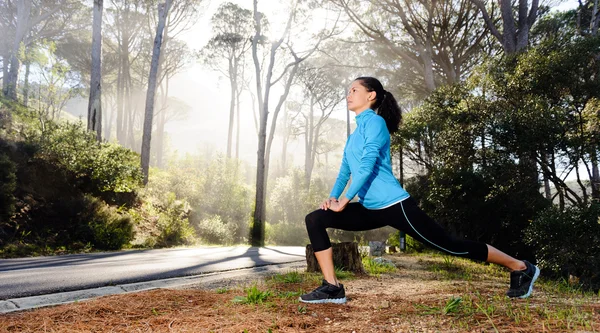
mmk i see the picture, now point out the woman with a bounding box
[299,77,540,304]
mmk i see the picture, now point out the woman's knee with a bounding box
[305,209,326,231]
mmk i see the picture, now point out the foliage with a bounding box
[0,151,17,225]
[148,156,253,244]
[154,193,196,247]
[196,215,235,245]
[232,285,271,305]
[39,121,143,196]
[266,168,328,245]
[1,193,133,255]
[525,203,600,291]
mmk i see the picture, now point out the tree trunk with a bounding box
[305,98,314,188]
[471,0,538,54]
[591,149,599,200]
[87,0,103,141]
[281,104,288,173]
[227,58,235,159]
[23,61,31,107]
[5,0,32,100]
[141,0,170,185]
[591,0,599,36]
[235,84,241,160]
[306,242,364,273]
[116,64,125,143]
[105,95,115,141]
[542,151,552,200]
[2,53,9,92]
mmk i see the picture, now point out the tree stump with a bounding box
[305,242,364,273]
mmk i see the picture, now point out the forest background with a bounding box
[0,0,599,291]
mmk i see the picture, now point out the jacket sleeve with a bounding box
[344,117,388,200]
[329,149,351,199]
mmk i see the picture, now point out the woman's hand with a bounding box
[320,197,338,210]
[328,197,350,212]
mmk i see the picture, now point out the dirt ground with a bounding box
[1,253,599,332]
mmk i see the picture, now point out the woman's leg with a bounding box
[314,248,337,285]
[486,244,526,271]
[305,202,385,286]
[386,198,539,298]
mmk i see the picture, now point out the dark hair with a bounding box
[355,77,402,134]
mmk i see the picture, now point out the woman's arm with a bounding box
[338,117,388,208]
[329,150,351,199]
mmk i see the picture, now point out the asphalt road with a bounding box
[0,246,305,299]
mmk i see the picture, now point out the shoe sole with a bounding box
[298,297,347,304]
[519,265,540,299]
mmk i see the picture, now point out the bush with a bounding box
[40,121,142,199]
[266,221,308,246]
[525,204,600,291]
[197,215,235,245]
[0,151,16,224]
[155,193,195,247]
[1,194,134,254]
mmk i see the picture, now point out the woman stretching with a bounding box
[299,77,540,304]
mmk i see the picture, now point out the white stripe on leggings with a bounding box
[400,201,469,255]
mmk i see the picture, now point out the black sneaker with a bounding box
[299,280,346,304]
[506,260,540,298]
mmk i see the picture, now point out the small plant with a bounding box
[334,266,355,280]
[442,255,456,268]
[443,296,462,315]
[276,291,302,299]
[232,285,271,305]
[215,287,229,294]
[297,305,307,314]
[271,270,303,284]
[414,303,440,315]
[362,257,396,275]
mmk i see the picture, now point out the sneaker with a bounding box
[506,260,540,298]
[299,280,346,304]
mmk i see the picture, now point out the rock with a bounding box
[369,241,386,256]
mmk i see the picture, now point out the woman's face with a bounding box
[346,80,375,113]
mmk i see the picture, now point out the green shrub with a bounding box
[525,204,600,291]
[155,193,195,247]
[197,214,235,245]
[0,152,16,224]
[266,221,308,246]
[89,205,134,250]
[40,121,142,198]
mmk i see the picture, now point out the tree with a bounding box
[88,0,104,141]
[141,0,170,185]
[331,0,490,95]
[1,0,80,101]
[470,0,539,54]
[297,64,344,188]
[199,2,254,159]
[249,0,339,246]
[155,39,191,168]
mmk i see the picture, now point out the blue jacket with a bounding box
[330,109,410,209]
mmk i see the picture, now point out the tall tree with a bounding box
[470,0,539,54]
[331,0,489,95]
[199,2,254,159]
[297,64,344,188]
[88,0,104,141]
[2,0,79,101]
[141,0,170,185]
[249,0,338,246]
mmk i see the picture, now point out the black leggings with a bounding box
[305,197,488,262]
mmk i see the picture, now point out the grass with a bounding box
[231,285,272,305]
[362,256,397,275]
[2,252,598,332]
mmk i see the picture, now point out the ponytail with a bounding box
[355,77,402,134]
